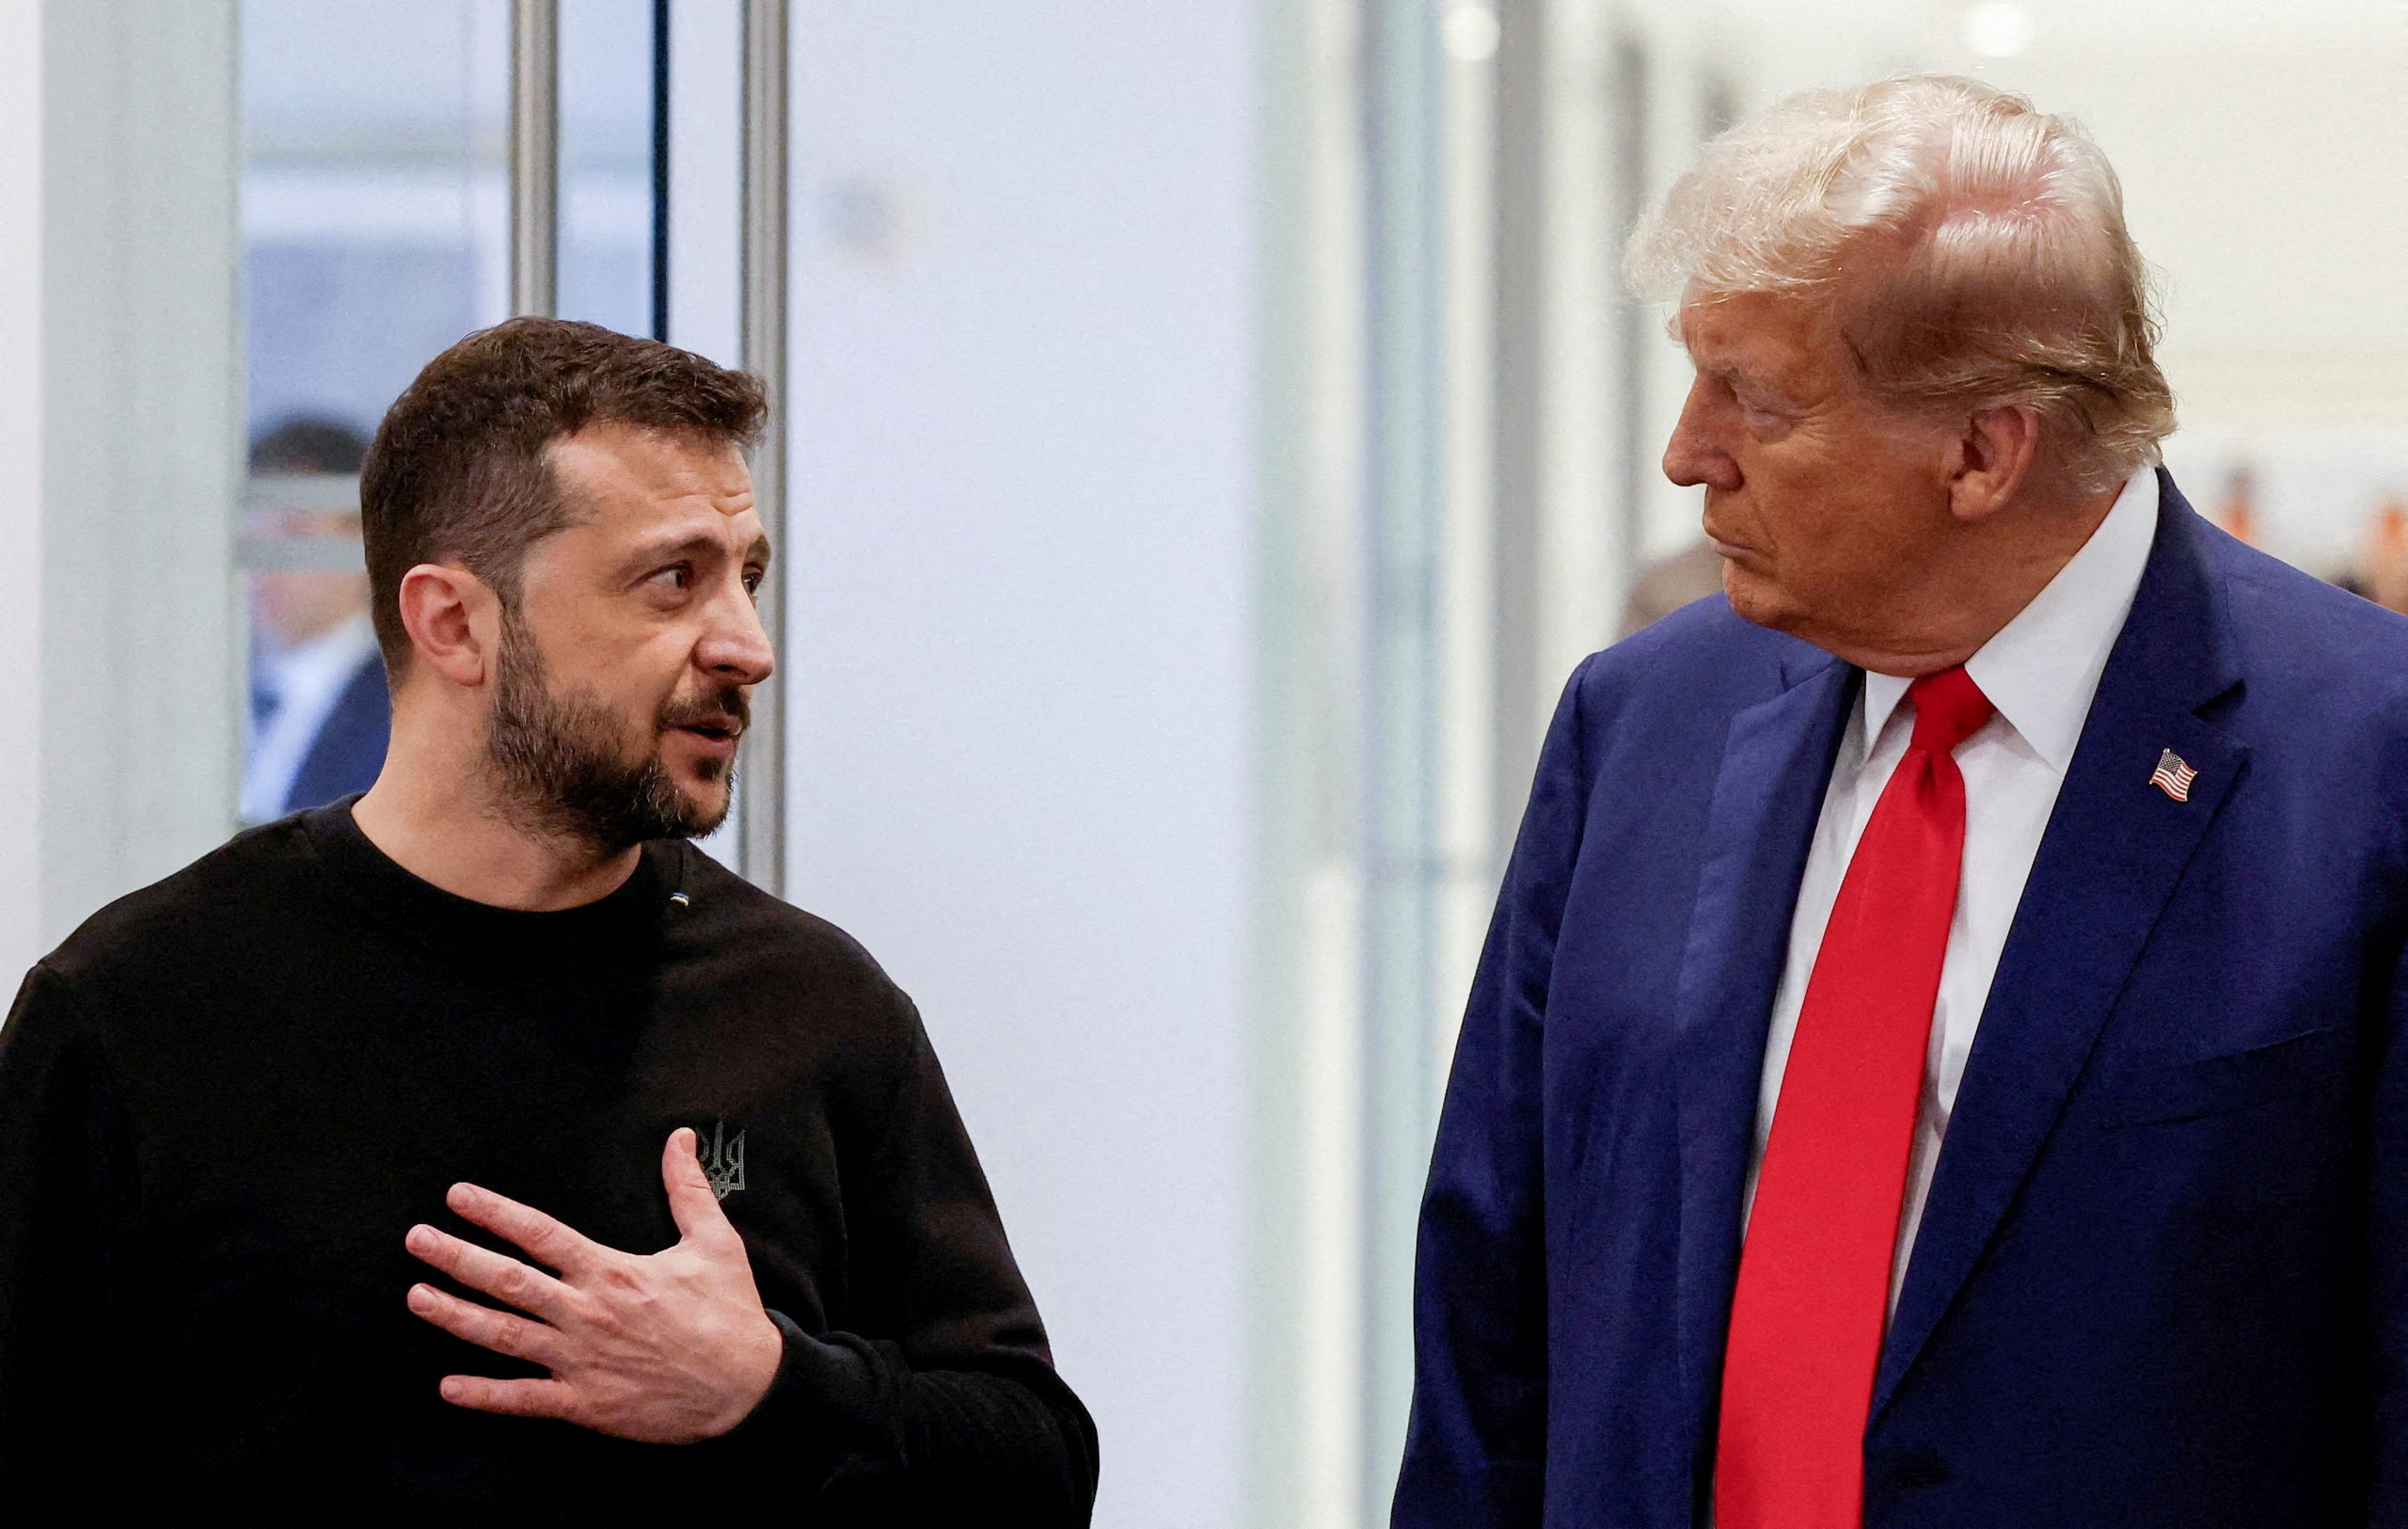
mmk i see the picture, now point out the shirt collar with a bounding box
[1861,466,2159,773]
[259,610,378,701]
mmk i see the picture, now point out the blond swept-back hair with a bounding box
[1626,75,2174,494]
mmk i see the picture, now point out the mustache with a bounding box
[659,687,752,736]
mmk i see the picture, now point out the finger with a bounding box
[405,1282,565,1368]
[445,1182,603,1277]
[436,1374,580,1422]
[404,1224,575,1322]
[662,1127,737,1243]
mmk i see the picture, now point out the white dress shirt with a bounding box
[1740,467,2161,1310]
[241,611,381,824]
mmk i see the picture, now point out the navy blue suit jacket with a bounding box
[1394,475,2408,1527]
[280,653,389,816]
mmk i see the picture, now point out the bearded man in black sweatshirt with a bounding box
[0,318,1098,1521]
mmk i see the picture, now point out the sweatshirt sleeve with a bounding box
[0,964,129,1489]
[712,1004,1099,1524]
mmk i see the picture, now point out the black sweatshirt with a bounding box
[0,802,1098,1522]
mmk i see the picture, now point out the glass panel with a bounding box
[560,0,662,337]
[237,0,508,821]
[236,0,666,824]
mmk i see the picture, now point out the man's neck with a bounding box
[351,769,642,913]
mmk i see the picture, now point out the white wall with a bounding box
[39,0,241,947]
[1966,19,2408,573]
[0,0,42,981]
[778,7,1257,1525]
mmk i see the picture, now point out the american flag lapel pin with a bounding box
[2148,747,2198,802]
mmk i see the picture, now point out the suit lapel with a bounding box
[1671,645,1857,1471]
[1873,481,2248,1417]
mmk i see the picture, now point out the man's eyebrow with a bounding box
[1717,362,1799,407]
[624,534,723,569]
[621,532,772,572]
[1710,362,1768,397]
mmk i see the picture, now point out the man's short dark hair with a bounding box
[250,415,371,477]
[359,317,768,678]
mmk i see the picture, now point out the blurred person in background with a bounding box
[2210,462,2262,549]
[0,319,1097,1521]
[243,415,391,820]
[2348,493,2408,614]
[1397,76,2408,1529]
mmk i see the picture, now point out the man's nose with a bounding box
[696,583,776,688]
[1662,379,1740,491]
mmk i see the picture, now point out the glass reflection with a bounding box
[242,421,388,822]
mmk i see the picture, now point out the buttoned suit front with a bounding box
[1392,473,2408,1527]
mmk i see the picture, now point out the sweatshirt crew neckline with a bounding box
[298,795,686,970]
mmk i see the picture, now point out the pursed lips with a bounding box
[1702,518,1755,561]
[1701,492,1772,565]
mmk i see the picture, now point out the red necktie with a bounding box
[1714,666,1994,1529]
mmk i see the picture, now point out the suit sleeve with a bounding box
[2368,933,2408,1521]
[713,1004,1098,1526]
[0,964,127,1490]
[1392,658,1598,1527]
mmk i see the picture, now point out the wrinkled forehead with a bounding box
[1673,287,1842,373]
[545,422,762,538]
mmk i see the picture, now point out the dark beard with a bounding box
[485,608,747,852]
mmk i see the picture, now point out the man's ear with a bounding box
[1944,403,2042,524]
[395,564,500,689]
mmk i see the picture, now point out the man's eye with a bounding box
[649,565,691,592]
[742,568,765,596]
[1736,394,1793,431]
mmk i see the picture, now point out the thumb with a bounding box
[662,1128,736,1244]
